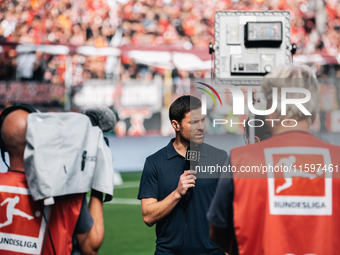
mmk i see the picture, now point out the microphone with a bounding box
[185,146,200,170]
[184,145,200,201]
[84,107,116,132]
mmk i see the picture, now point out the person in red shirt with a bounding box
[208,65,340,255]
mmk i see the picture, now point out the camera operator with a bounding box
[0,106,104,255]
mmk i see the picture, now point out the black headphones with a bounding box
[0,104,37,168]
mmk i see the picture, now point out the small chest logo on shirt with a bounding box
[265,147,332,216]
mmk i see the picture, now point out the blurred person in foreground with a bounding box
[138,95,228,255]
[0,106,104,255]
[207,65,340,255]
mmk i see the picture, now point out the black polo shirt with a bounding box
[138,139,228,255]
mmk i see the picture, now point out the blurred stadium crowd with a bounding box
[0,0,339,82]
[0,0,339,135]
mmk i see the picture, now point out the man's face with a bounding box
[178,108,205,144]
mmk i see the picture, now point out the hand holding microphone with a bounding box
[177,145,200,200]
[176,170,197,197]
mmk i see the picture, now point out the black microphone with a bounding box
[84,107,116,133]
[185,146,200,170]
[184,145,200,201]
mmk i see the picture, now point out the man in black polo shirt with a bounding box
[138,95,228,255]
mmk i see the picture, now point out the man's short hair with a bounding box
[169,95,201,123]
[261,65,319,123]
